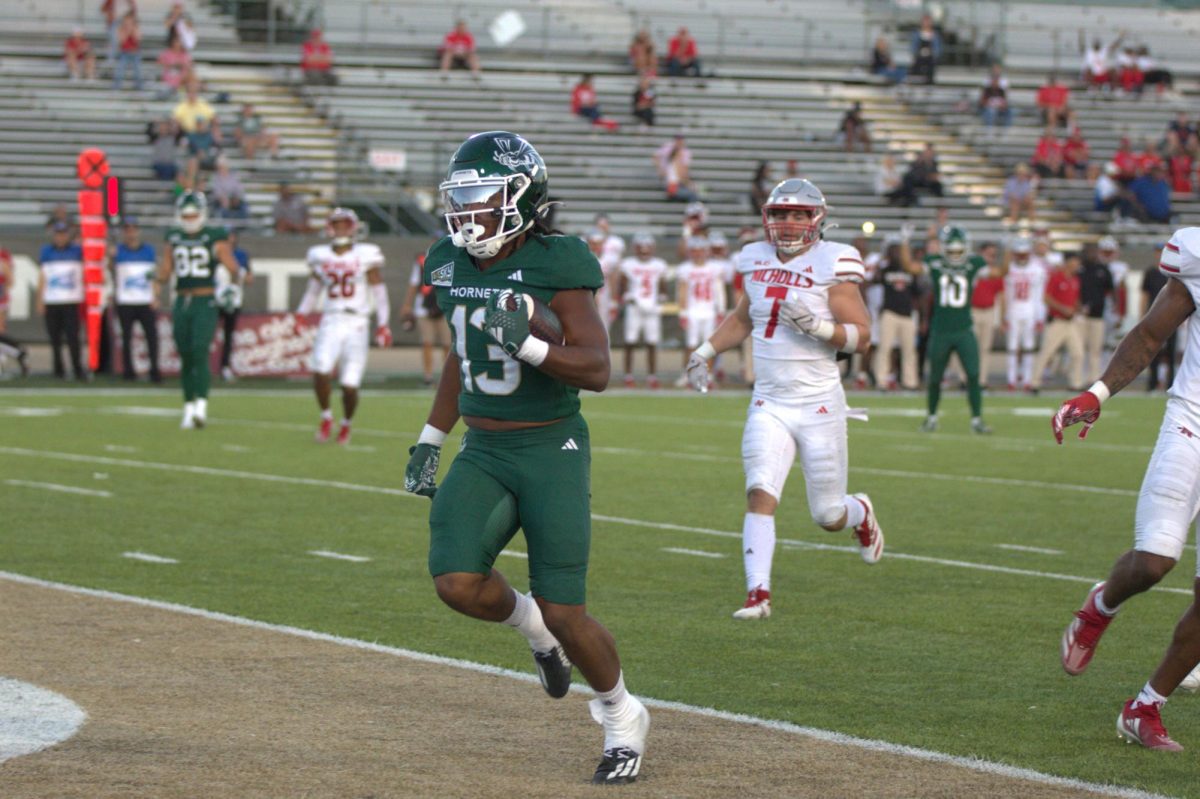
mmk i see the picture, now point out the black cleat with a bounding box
[532,645,572,698]
[591,746,642,785]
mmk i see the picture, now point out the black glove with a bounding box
[404,443,441,497]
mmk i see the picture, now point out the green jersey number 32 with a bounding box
[173,245,212,279]
[938,272,969,309]
[450,304,521,395]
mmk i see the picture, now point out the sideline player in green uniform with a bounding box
[155,192,244,429]
[920,226,1006,433]
[404,131,650,785]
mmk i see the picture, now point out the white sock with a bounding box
[1136,681,1168,707]
[589,671,644,749]
[195,398,207,418]
[742,512,776,592]
[501,590,559,653]
[320,409,333,421]
[1021,353,1034,385]
[1007,352,1017,385]
[1093,589,1119,617]
[340,418,352,428]
[183,401,195,417]
[842,496,866,530]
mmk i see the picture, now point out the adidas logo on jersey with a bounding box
[816,406,829,415]
[561,438,579,450]
[803,266,814,274]
[510,269,523,283]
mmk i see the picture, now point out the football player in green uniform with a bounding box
[155,192,244,429]
[404,131,650,784]
[920,226,1006,433]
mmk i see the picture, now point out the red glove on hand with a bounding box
[374,325,393,348]
[1051,391,1102,444]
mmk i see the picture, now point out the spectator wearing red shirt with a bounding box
[64,27,97,81]
[629,29,656,76]
[1164,132,1194,193]
[1036,73,1072,129]
[1110,137,1138,182]
[1032,128,1064,178]
[570,74,618,132]
[301,28,336,85]
[1133,138,1163,176]
[440,20,481,74]
[971,244,1005,388]
[113,11,143,91]
[1117,47,1144,95]
[667,27,701,77]
[1031,253,1084,391]
[1062,128,1090,178]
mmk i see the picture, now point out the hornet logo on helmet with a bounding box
[493,139,539,172]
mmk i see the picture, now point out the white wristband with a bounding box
[695,341,717,360]
[516,335,550,366]
[838,324,860,353]
[811,318,836,341]
[418,424,448,446]
[1087,380,1111,404]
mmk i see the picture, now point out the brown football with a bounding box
[504,291,564,345]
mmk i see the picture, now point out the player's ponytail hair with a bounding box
[529,200,565,246]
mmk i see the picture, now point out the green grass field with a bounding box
[1,384,1196,797]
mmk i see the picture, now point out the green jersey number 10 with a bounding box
[938,272,969,309]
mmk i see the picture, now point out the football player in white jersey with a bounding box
[674,236,727,387]
[617,233,668,388]
[296,208,390,445]
[1097,236,1130,346]
[587,228,623,336]
[683,179,883,620]
[1054,228,1200,751]
[1003,237,1048,390]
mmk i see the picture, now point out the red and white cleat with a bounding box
[647,375,660,390]
[336,422,352,446]
[732,585,771,620]
[851,493,883,564]
[623,374,636,389]
[315,417,333,443]
[1061,582,1113,676]
[1118,700,1183,751]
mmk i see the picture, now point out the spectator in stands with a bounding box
[1031,127,1065,179]
[156,36,192,99]
[1036,73,1072,130]
[149,118,181,181]
[629,28,657,76]
[784,159,801,180]
[1126,162,1172,223]
[978,65,1012,133]
[185,116,221,173]
[44,204,75,238]
[210,156,248,222]
[1165,132,1194,193]
[1166,112,1194,148]
[1137,46,1173,94]
[113,11,144,91]
[749,161,772,214]
[101,0,136,71]
[1094,162,1122,215]
[439,20,481,74]
[655,134,698,202]
[1062,127,1090,178]
[272,184,312,234]
[1134,137,1163,176]
[165,2,197,51]
[301,28,337,85]
[874,154,901,198]
[172,82,215,133]
[1079,30,1123,91]
[1116,47,1143,96]
[64,27,97,82]
[570,74,619,131]
[910,14,941,85]
[234,103,280,159]
[888,143,943,206]
[667,27,701,77]
[632,75,656,130]
[1002,163,1037,224]
[1111,136,1138,182]
[870,36,906,85]
[837,101,871,153]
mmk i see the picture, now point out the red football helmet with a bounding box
[762,178,827,255]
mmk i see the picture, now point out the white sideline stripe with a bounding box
[2,446,1181,595]
[499,550,529,559]
[121,552,178,564]
[309,550,371,563]
[996,544,1065,556]
[661,547,726,559]
[0,570,1172,799]
[4,479,112,498]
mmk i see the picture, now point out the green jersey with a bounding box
[424,234,604,422]
[165,226,228,292]
[925,253,987,333]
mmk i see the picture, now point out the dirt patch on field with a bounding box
[0,578,1123,799]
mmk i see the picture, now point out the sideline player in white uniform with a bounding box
[1055,228,1200,751]
[618,233,668,388]
[674,236,727,387]
[587,228,623,336]
[296,208,390,445]
[683,179,884,620]
[1004,237,1047,390]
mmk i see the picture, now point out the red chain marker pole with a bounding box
[76,148,109,372]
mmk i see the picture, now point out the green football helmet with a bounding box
[939,225,969,264]
[439,131,549,259]
[175,191,208,235]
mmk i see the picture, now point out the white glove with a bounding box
[685,351,710,393]
[778,300,834,341]
[899,222,915,240]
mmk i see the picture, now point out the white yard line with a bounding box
[103,444,138,453]
[121,552,178,564]
[0,570,1173,799]
[309,550,371,563]
[4,479,112,498]
[661,547,726,559]
[996,544,1065,556]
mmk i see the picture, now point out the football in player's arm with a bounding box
[1053,228,1200,751]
